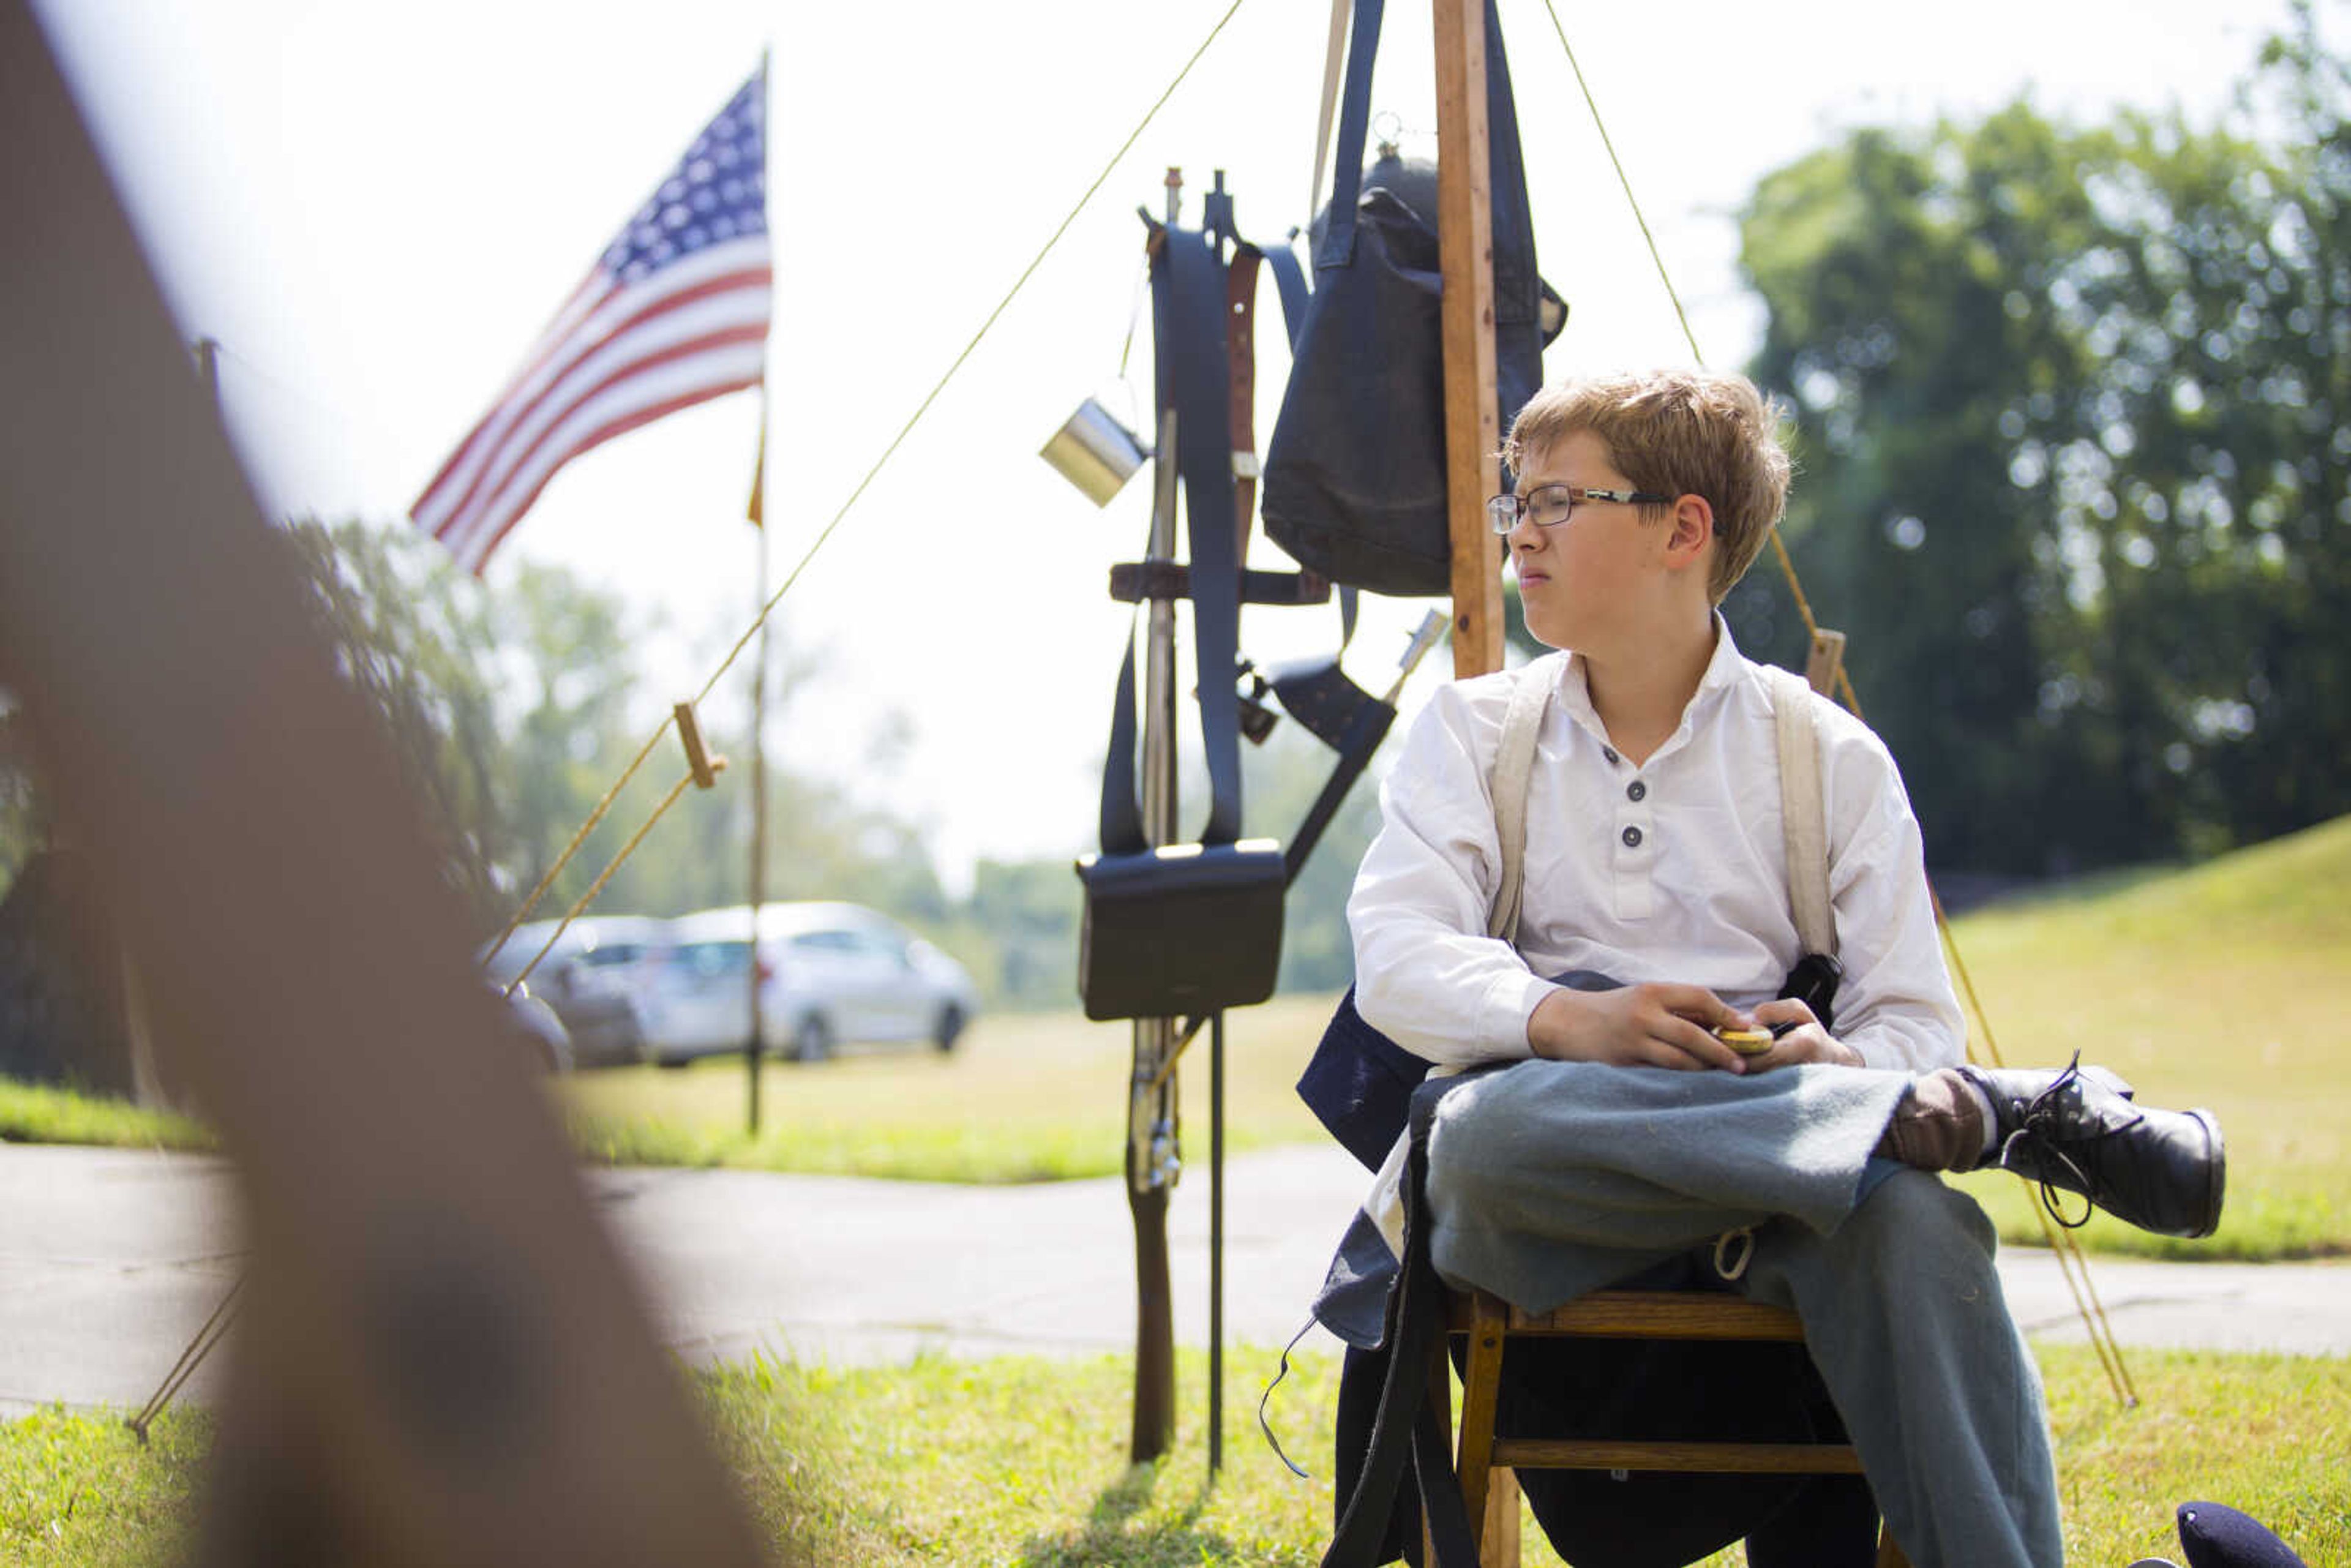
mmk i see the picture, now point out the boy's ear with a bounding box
[1662,494,1715,573]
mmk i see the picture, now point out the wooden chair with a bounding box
[1428,1285,1910,1568]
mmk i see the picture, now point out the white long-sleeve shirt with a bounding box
[1349,621,1964,1074]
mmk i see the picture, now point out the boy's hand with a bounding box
[1526,983,1752,1073]
[1742,998,1864,1071]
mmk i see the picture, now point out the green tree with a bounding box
[1239,710,1386,996]
[287,520,718,929]
[487,559,661,916]
[1733,10,2351,872]
[953,855,1081,1010]
[286,517,511,915]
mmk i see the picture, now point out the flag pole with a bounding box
[746,388,769,1136]
[743,49,773,1138]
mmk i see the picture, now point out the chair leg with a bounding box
[1455,1291,1512,1566]
[1481,1465,1521,1567]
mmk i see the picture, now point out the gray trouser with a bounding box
[1424,1059,2062,1568]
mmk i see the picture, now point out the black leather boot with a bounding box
[1960,1057,2225,1239]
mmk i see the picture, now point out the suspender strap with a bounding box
[1487,659,1828,958]
[1768,668,1837,959]
[1487,659,1554,944]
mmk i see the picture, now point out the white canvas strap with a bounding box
[1768,667,1837,958]
[1486,659,1554,943]
[1484,658,1833,956]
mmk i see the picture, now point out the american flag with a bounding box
[413,67,771,573]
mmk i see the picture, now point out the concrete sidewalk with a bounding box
[2,1141,2344,1420]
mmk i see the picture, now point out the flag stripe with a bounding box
[411,268,624,512]
[414,236,769,531]
[412,66,770,568]
[437,326,770,567]
[416,237,770,530]
[422,266,770,538]
[438,334,769,566]
[448,346,768,573]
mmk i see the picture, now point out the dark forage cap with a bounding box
[2177,1501,2309,1568]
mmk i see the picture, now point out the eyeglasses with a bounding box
[1487,483,1675,535]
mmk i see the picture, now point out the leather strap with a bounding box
[1768,668,1837,958]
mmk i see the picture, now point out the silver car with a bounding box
[638,902,980,1065]
[479,915,666,1068]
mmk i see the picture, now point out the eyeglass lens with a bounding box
[1488,487,1580,534]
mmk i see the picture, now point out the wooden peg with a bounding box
[673,700,727,789]
[1805,629,1848,699]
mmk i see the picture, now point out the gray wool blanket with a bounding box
[1312,1056,1917,1345]
[1423,1057,1917,1313]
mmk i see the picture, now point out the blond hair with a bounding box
[1501,369,1793,602]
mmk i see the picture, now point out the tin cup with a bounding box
[1039,397,1149,506]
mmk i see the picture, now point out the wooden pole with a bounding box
[1434,0,1505,678]
[746,459,768,1135]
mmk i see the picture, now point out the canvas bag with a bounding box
[1261,0,1561,598]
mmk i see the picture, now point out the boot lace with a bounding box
[1995,1051,2096,1230]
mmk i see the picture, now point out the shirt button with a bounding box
[1627,780,1647,802]
[1602,747,1619,765]
[1621,825,1643,849]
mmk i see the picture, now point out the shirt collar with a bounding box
[1552,613,1748,761]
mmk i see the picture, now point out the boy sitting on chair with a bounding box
[1321,369,2223,1567]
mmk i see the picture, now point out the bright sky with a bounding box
[31,0,2298,891]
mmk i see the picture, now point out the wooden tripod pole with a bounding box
[1434,0,1505,678]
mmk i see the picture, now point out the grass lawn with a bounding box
[0,1079,208,1156]
[9,817,2348,1259]
[1942,815,2351,1261]
[560,991,1336,1184]
[8,1344,2346,1566]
